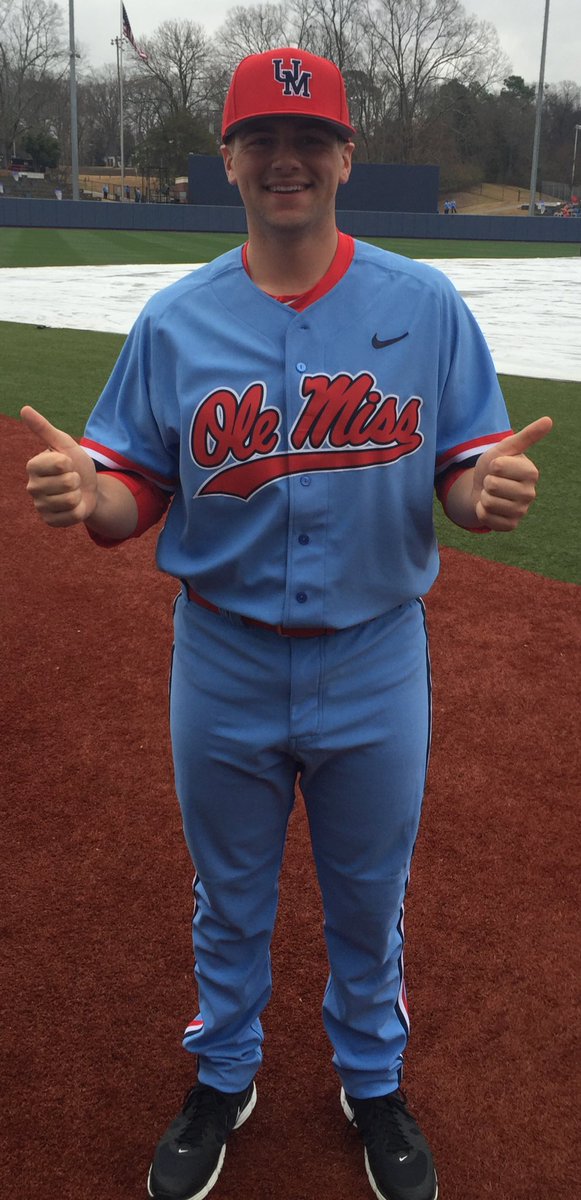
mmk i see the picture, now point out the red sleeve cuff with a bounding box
[86,471,171,548]
[435,464,466,507]
[436,463,491,534]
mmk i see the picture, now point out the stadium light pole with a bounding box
[572,125,581,195]
[68,0,80,200]
[528,0,550,216]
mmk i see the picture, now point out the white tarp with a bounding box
[1,256,579,381]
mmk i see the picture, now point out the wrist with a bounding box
[84,474,139,539]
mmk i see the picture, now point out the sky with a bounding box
[66,0,579,89]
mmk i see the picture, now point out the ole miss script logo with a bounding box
[191,372,423,500]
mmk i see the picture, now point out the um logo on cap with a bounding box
[273,57,312,98]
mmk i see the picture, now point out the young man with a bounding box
[23,47,550,1200]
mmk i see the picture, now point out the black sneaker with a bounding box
[341,1087,438,1200]
[147,1080,257,1200]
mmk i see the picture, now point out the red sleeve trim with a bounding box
[80,438,177,491]
[86,470,170,548]
[435,430,513,474]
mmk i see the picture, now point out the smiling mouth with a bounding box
[265,184,310,193]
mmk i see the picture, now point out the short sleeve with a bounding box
[435,281,512,482]
[80,306,179,493]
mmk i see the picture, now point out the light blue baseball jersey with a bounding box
[81,238,510,629]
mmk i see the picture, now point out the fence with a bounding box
[0,196,580,243]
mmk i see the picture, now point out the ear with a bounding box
[220,142,237,186]
[339,140,355,186]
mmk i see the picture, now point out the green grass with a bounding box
[0,227,579,267]
[362,237,581,259]
[0,322,124,435]
[3,318,578,584]
[0,228,247,268]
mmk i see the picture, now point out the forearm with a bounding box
[84,474,139,540]
[442,468,488,531]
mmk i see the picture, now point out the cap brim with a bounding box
[222,113,355,141]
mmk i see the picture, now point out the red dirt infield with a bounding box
[2,414,579,1200]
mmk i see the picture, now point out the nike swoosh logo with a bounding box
[371,332,409,349]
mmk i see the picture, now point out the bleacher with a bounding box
[0,171,71,201]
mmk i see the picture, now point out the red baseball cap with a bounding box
[222,47,355,141]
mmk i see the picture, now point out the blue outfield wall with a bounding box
[187,154,440,215]
[0,197,580,243]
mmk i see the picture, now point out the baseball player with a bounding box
[23,47,551,1200]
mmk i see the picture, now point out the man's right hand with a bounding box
[21,406,98,527]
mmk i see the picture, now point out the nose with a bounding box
[270,135,302,171]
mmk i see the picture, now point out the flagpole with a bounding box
[116,5,148,202]
[111,31,124,200]
[119,1,125,201]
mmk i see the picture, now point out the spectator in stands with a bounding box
[102,184,109,201]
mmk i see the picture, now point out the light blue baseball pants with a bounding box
[169,590,431,1099]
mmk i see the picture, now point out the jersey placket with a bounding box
[283,317,328,629]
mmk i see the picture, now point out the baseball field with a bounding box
[2,229,579,1200]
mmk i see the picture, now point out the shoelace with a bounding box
[350,1091,413,1154]
[177,1084,237,1147]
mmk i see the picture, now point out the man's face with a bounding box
[221,117,354,238]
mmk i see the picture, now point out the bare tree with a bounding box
[215,3,292,69]
[77,67,123,164]
[125,69,167,150]
[214,0,364,73]
[362,0,507,160]
[300,0,364,71]
[135,19,212,116]
[0,0,65,164]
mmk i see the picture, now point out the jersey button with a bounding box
[296,592,308,603]
[298,534,310,545]
[300,475,311,487]
[296,361,307,372]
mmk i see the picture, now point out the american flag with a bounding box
[122,5,148,61]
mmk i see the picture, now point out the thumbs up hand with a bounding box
[21,405,98,527]
[471,416,553,531]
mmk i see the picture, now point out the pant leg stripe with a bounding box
[394,896,411,1037]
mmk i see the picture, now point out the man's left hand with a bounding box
[471,416,553,531]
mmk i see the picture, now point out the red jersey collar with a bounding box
[242,232,355,310]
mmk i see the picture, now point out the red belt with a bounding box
[186,586,336,637]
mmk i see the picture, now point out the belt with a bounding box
[186,586,337,637]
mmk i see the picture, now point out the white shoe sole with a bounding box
[147,1082,257,1200]
[340,1087,439,1200]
